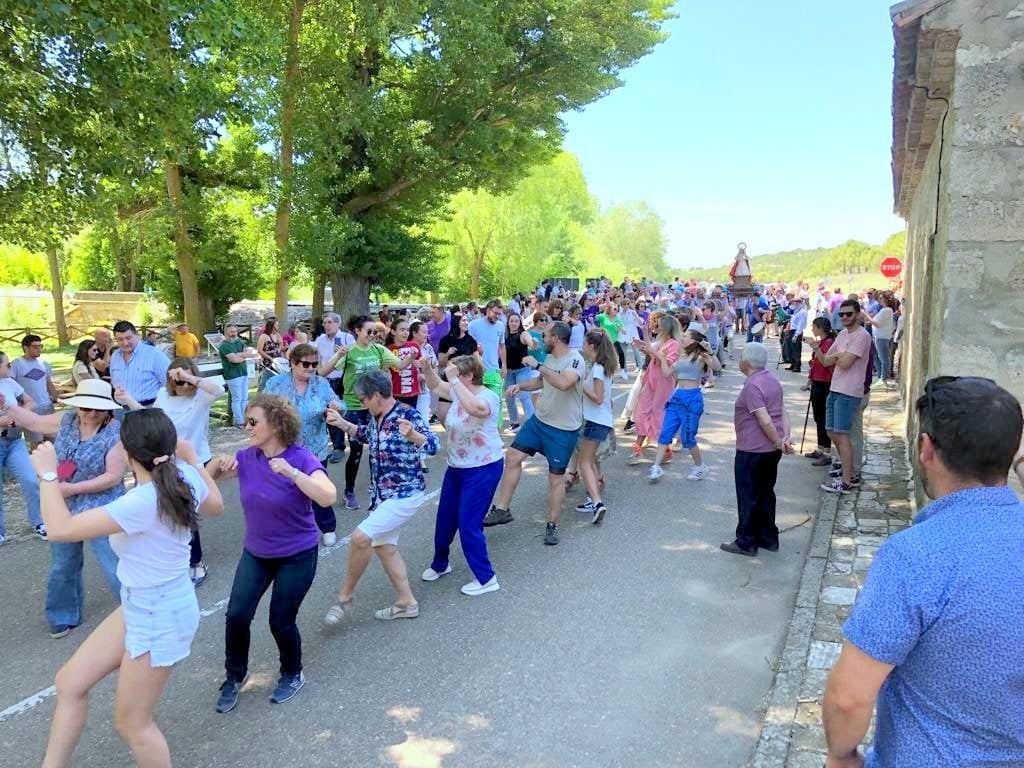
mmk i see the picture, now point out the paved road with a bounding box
[0,344,820,768]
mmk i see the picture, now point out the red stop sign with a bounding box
[880,257,903,279]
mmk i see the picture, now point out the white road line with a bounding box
[0,486,445,725]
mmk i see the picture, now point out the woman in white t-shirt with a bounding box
[419,354,504,596]
[575,330,619,525]
[117,356,223,587]
[867,292,896,385]
[29,408,223,768]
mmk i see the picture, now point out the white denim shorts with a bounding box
[357,491,426,547]
[121,573,199,668]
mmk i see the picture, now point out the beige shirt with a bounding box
[536,350,585,432]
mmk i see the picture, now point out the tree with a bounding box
[290,0,673,315]
[432,152,597,299]
[588,201,670,281]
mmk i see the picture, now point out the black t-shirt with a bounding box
[505,332,530,370]
[440,333,478,359]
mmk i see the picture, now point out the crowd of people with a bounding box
[1,272,1022,768]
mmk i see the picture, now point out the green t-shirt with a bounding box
[337,343,400,410]
[218,338,248,381]
[595,313,624,341]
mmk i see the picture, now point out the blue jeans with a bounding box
[224,375,249,426]
[504,369,539,424]
[874,337,892,380]
[0,438,42,535]
[432,459,504,584]
[46,537,121,630]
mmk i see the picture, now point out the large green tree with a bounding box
[290,0,673,315]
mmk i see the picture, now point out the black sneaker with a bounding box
[543,522,558,545]
[591,502,607,525]
[216,676,247,713]
[483,506,513,527]
[624,419,635,432]
[270,671,305,704]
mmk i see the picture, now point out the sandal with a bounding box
[564,471,579,489]
[323,598,354,627]
[374,603,419,621]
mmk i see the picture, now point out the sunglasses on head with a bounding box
[295,360,317,369]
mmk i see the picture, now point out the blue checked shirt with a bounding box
[352,402,439,504]
[109,341,170,403]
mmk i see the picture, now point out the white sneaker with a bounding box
[461,577,500,596]
[322,531,337,547]
[0,533,6,546]
[687,464,710,481]
[618,370,629,381]
[648,464,664,482]
[421,565,452,582]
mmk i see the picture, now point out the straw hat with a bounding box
[59,379,122,411]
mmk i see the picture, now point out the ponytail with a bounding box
[120,408,199,531]
[150,460,200,531]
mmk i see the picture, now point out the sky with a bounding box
[561,0,907,270]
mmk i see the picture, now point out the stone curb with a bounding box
[749,490,838,768]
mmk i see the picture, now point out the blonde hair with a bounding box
[449,354,484,385]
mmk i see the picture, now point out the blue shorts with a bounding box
[825,392,861,434]
[511,416,579,475]
[121,573,199,668]
[581,420,612,443]
[658,388,704,448]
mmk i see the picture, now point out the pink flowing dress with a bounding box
[633,338,680,440]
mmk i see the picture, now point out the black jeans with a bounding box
[344,410,372,493]
[613,341,626,372]
[224,546,317,682]
[810,381,831,451]
[734,450,782,551]
[326,377,347,451]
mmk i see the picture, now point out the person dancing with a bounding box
[648,329,721,483]
[209,394,337,713]
[32,410,222,767]
[629,315,683,465]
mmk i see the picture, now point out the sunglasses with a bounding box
[295,360,317,369]
[838,311,855,317]
[79,406,100,413]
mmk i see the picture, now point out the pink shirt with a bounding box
[829,327,872,397]
[734,369,786,453]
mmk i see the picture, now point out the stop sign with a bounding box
[880,257,903,279]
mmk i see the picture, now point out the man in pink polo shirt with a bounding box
[818,299,872,494]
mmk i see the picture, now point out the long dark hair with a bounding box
[684,329,708,361]
[584,329,619,375]
[74,339,96,366]
[812,316,837,340]
[261,316,279,337]
[120,409,198,531]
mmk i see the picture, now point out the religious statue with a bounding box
[729,242,754,296]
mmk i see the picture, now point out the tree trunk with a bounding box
[109,222,127,292]
[46,242,70,345]
[164,160,210,331]
[273,0,305,321]
[131,230,143,291]
[312,272,326,318]
[469,250,486,300]
[329,272,370,318]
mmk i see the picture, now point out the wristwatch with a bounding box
[290,467,300,479]
[39,471,58,483]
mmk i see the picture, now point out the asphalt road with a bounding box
[0,341,821,768]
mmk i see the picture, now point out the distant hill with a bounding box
[676,231,907,289]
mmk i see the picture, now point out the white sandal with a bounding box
[374,603,419,621]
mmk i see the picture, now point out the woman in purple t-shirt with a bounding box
[208,393,337,713]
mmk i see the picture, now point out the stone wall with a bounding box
[901,0,1024,495]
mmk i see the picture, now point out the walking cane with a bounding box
[799,392,811,455]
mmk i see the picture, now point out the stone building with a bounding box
[890,0,1024,445]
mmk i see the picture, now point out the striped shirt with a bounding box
[110,341,170,403]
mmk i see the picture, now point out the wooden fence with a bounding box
[0,324,255,348]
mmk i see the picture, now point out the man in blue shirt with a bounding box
[823,376,1024,768]
[109,320,170,406]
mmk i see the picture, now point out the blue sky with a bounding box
[561,0,907,270]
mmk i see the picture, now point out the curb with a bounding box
[750,489,838,768]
